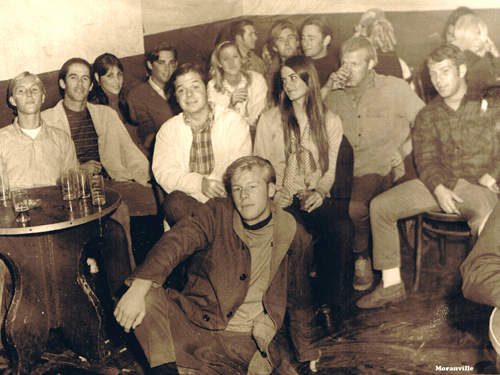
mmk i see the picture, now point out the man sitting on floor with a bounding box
[358,43,500,309]
[114,156,322,375]
[127,43,178,159]
[152,63,251,227]
[42,57,156,268]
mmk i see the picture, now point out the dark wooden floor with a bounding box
[1,217,498,375]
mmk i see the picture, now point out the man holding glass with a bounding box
[323,37,425,292]
[42,58,158,267]
[0,71,78,189]
[0,71,80,339]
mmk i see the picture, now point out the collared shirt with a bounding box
[152,103,252,203]
[0,119,78,189]
[207,71,268,127]
[148,77,167,100]
[186,111,215,175]
[324,71,425,177]
[413,92,500,194]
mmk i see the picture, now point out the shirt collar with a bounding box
[13,117,46,138]
[148,77,167,100]
[183,107,214,133]
[222,74,248,94]
[432,88,481,111]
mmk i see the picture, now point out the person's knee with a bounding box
[163,191,202,226]
[349,200,369,223]
[370,193,393,221]
[162,191,186,220]
[140,287,171,325]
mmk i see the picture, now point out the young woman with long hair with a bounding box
[90,53,142,151]
[254,55,345,331]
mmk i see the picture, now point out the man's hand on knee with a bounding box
[434,184,463,215]
[114,278,153,332]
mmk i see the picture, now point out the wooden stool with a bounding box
[490,308,500,373]
[413,211,473,292]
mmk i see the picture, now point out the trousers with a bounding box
[134,287,297,374]
[370,178,498,270]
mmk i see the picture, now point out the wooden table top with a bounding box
[0,185,120,235]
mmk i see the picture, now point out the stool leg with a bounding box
[438,235,446,265]
[467,235,474,255]
[414,215,423,292]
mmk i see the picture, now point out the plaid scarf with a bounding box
[282,122,317,194]
[187,111,215,175]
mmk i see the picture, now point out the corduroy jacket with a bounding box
[131,198,322,373]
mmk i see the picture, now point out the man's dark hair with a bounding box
[223,156,276,198]
[229,19,255,42]
[145,43,178,75]
[170,63,208,92]
[425,43,466,69]
[58,58,93,98]
[301,15,332,39]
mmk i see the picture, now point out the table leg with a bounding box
[1,221,107,374]
[50,223,106,364]
[1,238,51,375]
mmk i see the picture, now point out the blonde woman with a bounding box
[452,14,500,94]
[354,8,411,80]
[207,41,267,135]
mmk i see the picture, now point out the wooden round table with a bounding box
[0,185,121,375]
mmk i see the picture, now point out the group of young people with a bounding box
[2,7,500,375]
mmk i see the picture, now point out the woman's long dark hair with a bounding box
[279,55,329,174]
[90,53,129,120]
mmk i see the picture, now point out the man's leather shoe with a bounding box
[353,257,374,291]
[317,304,341,336]
[356,281,406,309]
